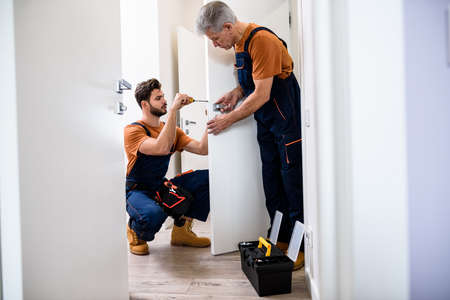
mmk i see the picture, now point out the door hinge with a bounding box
[305,230,313,249]
[305,109,311,127]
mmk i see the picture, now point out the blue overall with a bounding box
[125,122,210,241]
[235,27,303,243]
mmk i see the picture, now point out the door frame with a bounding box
[294,0,322,299]
[0,0,24,298]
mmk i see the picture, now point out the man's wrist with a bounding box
[228,110,238,124]
[235,86,244,98]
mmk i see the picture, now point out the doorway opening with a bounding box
[120,0,314,298]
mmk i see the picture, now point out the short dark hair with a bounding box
[134,78,161,108]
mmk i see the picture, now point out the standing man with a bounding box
[196,1,304,269]
[124,78,210,255]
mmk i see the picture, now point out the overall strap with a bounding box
[244,27,288,52]
[131,122,151,137]
[131,122,175,153]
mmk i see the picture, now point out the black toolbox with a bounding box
[238,238,293,297]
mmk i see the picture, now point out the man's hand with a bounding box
[216,87,243,112]
[207,114,234,135]
[172,93,191,111]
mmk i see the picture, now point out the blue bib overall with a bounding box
[125,122,209,241]
[236,27,304,243]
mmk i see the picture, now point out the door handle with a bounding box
[115,79,132,94]
[185,120,197,126]
[115,101,127,115]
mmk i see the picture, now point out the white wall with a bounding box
[0,0,24,298]
[120,0,162,172]
[404,1,450,299]
[157,0,203,103]
[313,0,410,299]
[346,1,409,298]
[120,0,160,121]
[289,0,301,82]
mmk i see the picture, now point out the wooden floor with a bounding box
[128,219,310,299]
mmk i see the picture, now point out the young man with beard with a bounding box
[124,78,210,255]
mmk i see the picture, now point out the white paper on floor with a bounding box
[269,210,283,244]
[287,221,305,262]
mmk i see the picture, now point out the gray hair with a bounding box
[195,1,237,34]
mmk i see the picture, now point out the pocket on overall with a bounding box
[280,133,302,168]
[155,180,193,221]
[273,97,288,121]
[235,56,253,94]
[271,97,293,133]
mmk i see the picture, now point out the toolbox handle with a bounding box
[258,237,271,257]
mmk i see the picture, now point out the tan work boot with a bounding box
[276,241,304,271]
[293,251,305,270]
[127,225,149,255]
[276,241,289,252]
[171,217,211,247]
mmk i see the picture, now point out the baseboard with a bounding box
[305,268,320,300]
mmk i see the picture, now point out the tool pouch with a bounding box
[155,179,193,225]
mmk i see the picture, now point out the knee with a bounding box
[142,206,167,230]
[126,192,167,234]
[195,169,209,187]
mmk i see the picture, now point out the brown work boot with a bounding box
[127,225,149,255]
[293,251,305,270]
[276,241,304,271]
[171,217,210,247]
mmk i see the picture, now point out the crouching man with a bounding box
[124,78,210,255]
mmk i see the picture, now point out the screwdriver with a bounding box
[187,97,225,111]
[187,97,209,103]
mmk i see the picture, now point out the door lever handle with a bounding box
[115,101,127,115]
[115,79,132,94]
[185,120,197,126]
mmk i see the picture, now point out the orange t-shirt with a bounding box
[124,121,192,176]
[234,23,293,80]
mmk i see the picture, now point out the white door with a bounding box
[12,0,129,298]
[177,27,209,172]
[206,0,291,254]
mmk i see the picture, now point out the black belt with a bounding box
[126,181,152,192]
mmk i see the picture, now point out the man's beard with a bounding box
[149,103,166,117]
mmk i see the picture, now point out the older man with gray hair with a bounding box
[196,1,304,270]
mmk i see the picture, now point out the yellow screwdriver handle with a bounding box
[258,237,271,257]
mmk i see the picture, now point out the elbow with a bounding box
[259,92,271,103]
[253,88,271,103]
[197,144,208,156]
[201,144,208,155]
[197,147,208,156]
